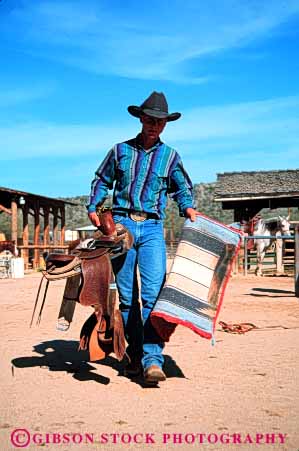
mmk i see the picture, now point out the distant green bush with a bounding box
[1,183,296,240]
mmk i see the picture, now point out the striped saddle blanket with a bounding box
[151,214,242,343]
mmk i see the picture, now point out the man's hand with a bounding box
[88,211,101,228]
[185,207,201,222]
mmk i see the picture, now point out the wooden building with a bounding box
[0,187,76,269]
[214,169,299,221]
[214,170,299,279]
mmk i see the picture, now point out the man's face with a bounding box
[140,114,167,141]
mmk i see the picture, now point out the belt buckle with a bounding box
[129,211,147,222]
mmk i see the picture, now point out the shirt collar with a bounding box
[135,134,162,153]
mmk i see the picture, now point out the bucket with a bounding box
[11,257,24,278]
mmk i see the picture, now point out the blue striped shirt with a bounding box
[87,135,194,219]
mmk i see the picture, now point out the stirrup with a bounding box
[56,318,71,331]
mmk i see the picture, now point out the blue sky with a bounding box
[1,0,299,197]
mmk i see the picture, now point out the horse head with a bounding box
[278,215,290,235]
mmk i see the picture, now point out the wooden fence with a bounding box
[243,230,298,298]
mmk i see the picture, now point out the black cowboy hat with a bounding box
[128,91,181,122]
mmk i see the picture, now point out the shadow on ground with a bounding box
[11,340,185,388]
[244,287,295,298]
[12,340,110,385]
[110,354,186,389]
[252,287,294,294]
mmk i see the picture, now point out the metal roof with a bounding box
[214,169,299,201]
[0,186,77,208]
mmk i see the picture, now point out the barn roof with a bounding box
[0,186,77,208]
[214,169,299,201]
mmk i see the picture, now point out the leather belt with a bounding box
[113,210,158,222]
[130,211,147,222]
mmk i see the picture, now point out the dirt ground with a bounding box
[0,271,299,451]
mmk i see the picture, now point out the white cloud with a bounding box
[0,84,56,107]
[3,0,299,82]
[164,95,299,144]
[1,95,298,166]
[0,122,136,160]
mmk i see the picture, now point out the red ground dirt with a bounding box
[0,272,298,451]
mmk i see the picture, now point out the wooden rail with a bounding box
[295,226,299,298]
[244,235,294,277]
[18,244,69,269]
[18,245,69,249]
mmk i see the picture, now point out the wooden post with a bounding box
[60,206,65,245]
[11,199,18,243]
[276,234,284,275]
[237,245,244,274]
[43,206,50,246]
[170,206,174,255]
[41,206,50,269]
[53,207,58,245]
[33,202,40,268]
[22,204,29,269]
[295,225,299,298]
[0,204,12,215]
[244,237,248,276]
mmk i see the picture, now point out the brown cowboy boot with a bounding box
[144,365,166,382]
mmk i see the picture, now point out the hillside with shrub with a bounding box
[1,183,295,241]
[61,183,234,240]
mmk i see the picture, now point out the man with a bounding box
[87,91,199,383]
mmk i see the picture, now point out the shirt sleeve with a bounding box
[87,148,116,213]
[168,155,194,216]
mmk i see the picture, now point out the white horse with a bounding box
[248,216,290,276]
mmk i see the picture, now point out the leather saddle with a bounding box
[31,209,133,362]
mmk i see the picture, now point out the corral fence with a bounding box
[166,240,179,258]
[243,235,294,277]
[166,225,299,298]
[243,225,299,297]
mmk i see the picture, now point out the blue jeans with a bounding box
[111,215,166,370]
